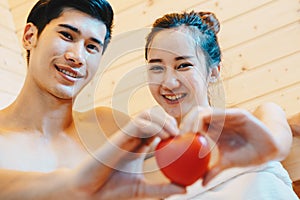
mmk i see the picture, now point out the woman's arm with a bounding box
[288,112,300,136]
[252,102,293,160]
[179,102,293,185]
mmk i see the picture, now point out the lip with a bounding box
[162,93,187,104]
[54,64,85,82]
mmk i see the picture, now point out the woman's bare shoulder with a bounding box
[288,112,300,136]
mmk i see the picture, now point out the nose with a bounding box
[64,42,85,67]
[162,69,180,90]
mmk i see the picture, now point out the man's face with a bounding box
[24,8,107,100]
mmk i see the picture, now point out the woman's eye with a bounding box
[59,31,73,40]
[177,63,193,71]
[149,65,164,72]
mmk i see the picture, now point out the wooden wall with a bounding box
[2,0,300,182]
[6,0,299,116]
[0,0,25,109]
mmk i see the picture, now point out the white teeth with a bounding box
[164,94,185,101]
[58,68,77,78]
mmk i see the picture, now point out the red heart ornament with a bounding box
[155,132,211,186]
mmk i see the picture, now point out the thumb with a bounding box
[202,164,224,186]
[143,182,186,199]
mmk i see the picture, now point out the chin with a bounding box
[52,88,76,100]
[164,108,181,119]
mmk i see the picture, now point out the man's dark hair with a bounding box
[26,0,114,62]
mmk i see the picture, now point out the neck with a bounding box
[2,79,74,137]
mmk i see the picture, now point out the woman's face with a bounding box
[147,28,210,121]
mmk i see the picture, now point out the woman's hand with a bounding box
[68,107,186,199]
[179,103,291,186]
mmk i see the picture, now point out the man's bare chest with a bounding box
[0,133,87,172]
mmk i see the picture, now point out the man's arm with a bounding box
[0,169,72,200]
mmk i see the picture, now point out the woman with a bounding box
[144,11,298,199]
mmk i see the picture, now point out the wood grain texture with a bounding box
[2,0,300,187]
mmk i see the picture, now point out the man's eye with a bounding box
[87,44,99,53]
[59,31,73,40]
[177,63,193,71]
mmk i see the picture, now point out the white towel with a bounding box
[166,161,298,200]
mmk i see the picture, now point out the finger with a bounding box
[134,142,152,154]
[179,106,204,134]
[135,118,171,140]
[202,164,224,186]
[141,108,179,137]
[202,109,226,140]
[143,182,186,199]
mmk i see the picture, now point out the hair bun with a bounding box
[198,11,220,34]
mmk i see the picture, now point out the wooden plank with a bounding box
[102,80,157,116]
[0,47,26,76]
[0,4,15,30]
[96,27,148,72]
[113,0,274,34]
[96,58,146,97]
[0,0,9,8]
[9,0,144,13]
[222,22,300,78]
[81,22,300,104]
[0,26,23,53]
[79,75,300,117]
[109,0,145,13]
[113,0,206,34]
[224,52,300,107]
[84,73,300,118]
[69,2,298,83]
[219,0,300,49]
[77,52,300,115]
[75,56,147,110]
[0,68,25,95]
[100,7,300,86]
[11,1,36,32]
[232,82,300,118]
[7,0,29,9]
[191,0,274,22]
[76,84,158,116]
[126,86,158,116]
[75,27,300,112]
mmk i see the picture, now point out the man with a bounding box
[0,0,185,199]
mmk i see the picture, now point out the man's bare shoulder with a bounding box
[73,107,130,145]
[0,108,15,135]
[75,106,129,122]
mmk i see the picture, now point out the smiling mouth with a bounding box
[163,94,187,101]
[55,65,81,78]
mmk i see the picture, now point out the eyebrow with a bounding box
[148,56,193,63]
[175,56,193,61]
[58,24,104,47]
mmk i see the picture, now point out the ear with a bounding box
[209,65,220,83]
[22,23,38,50]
